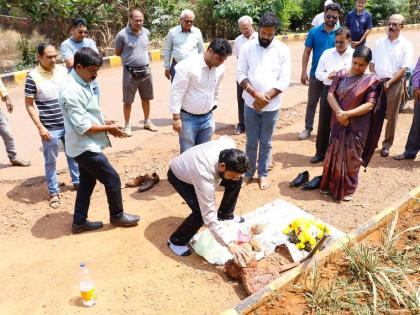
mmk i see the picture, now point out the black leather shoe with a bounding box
[110,213,140,227]
[302,176,323,190]
[394,153,416,160]
[381,147,389,157]
[290,171,310,187]
[310,154,325,163]
[72,220,103,234]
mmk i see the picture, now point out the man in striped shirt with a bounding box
[25,43,79,209]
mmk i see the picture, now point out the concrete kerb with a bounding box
[220,185,420,315]
[3,24,419,87]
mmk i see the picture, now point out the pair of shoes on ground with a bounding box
[233,123,245,135]
[298,129,311,140]
[290,171,322,190]
[166,214,245,257]
[124,120,158,137]
[10,158,31,167]
[72,212,140,234]
[125,173,160,192]
[242,176,270,190]
[393,152,416,160]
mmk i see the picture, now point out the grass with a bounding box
[295,209,420,315]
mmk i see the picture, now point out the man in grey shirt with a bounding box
[163,9,204,82]
[115,9,157,136]
[167,136,252,264]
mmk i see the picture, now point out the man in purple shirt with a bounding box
[394,56,420,160]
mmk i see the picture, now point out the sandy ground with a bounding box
[0,31,419,314]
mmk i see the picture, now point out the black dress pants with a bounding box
[315,85,333,157]
[73,151,123,224]
[167,168,242,246]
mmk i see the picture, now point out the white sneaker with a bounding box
[343,194,353,201]
[298,129,311,140]
[124,125,132,137]
[167,240,191,256]
[144,120,158,132]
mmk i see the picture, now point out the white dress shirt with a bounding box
[372,35,413,79]
[236,38,291,111]
[163,25,204,69]
[233,31,257,58]
[315,46,354,85]
[170,136,236,246]
[169,53,225,115]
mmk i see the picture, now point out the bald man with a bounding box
[370,14,413,157]
[115,9,157,136]
[233,15,257,135]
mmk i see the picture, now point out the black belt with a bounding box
[181,105,217,117]
[124,64,149,71]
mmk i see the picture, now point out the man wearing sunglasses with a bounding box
[163,9,204,82]
[60,18,99,70]
[299,3,342,141]
[345,0,373,48]
[311,0,341,28]
[371,14,413,158]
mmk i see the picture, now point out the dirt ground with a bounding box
[0,97,419,314]
[0,31,419,315]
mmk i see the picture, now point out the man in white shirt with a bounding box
[167,136,252,264]
[312,0,341,28]
[163,9,204,82]
[237,12,291,190]
[370,14,413,157]
[312,27,354,163]
[169,38,232,153]
[233,15,257,135]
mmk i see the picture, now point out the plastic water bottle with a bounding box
[79,262,97,307]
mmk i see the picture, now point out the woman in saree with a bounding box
[319,46,387,201]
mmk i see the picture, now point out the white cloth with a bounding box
[311,12,341,27]
[372,35,413,79]
[163,25,204,69]
[315,47,354,85]
[191,199,344,265]
[169,136,236,246]
[236,38,291,111]
[233,31,257,58]
[169,53,225,114]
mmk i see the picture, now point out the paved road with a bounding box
[1,30,419,180]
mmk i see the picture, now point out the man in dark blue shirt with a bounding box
[345,0,373,48]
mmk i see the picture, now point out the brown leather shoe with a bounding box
[380,147,389,157]
[125,174,147,188]
[138,173,160,192]
[394,153,416,160]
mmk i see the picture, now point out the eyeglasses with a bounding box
[182,19,194,24]
[388,22,402,27]
[78,30,88,35]
[325,14,339,20]
[45,55,57,59]
[335,40,345,44]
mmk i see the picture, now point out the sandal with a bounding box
[49,195,60,209]
[259,177,270,190]
[241,176,253,187]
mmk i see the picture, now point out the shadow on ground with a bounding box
[143,215,248,299]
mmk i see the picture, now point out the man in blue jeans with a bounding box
[237,12,291,190]
[60,47,140,233]
[169,38,231,153]
[25,43,79,209]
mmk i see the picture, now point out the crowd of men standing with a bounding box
[0,1,418,258]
